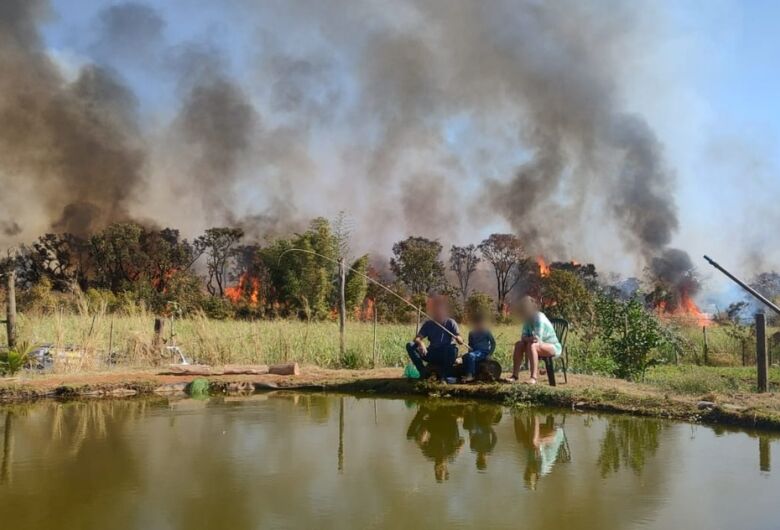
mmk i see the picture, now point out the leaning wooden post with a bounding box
[756,312,768,393]
[338,258,346,356]
[5,270,16,350]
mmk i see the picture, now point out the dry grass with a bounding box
[15,312,522,371]
[12,310,777,374]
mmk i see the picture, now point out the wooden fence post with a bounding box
[372,303,378,368]
[702,326,709,366]
[338,258,346,357]
[756,313,768,393]
[5,270,16,350]
[108,316,114,361]
[153,317,165,352]
[741,339,747,367]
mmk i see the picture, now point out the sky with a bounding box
[5,0,780,309]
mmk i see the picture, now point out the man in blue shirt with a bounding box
[406,295,463,380]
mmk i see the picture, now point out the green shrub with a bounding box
[594,295,667,380]
[464,292,495,323]
[0,341,32,376]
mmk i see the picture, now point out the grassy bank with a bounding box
[2,367,780,432]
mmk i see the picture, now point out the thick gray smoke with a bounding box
[0,0,696,281]
[0,0,144,236]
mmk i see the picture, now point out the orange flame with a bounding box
[225,273,261,306]
[536,256,550,277]
[353,298,376,321]
[656,292,711,327]
[152,268,178,293]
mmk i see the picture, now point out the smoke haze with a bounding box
[0,0,773,289]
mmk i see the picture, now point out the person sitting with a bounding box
[510,295,562,384]
[406,295,463,380]
[461,313,496,383]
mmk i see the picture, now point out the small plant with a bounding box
[338,348,365,370]
[0,341,32,376]
[595,295,666,380]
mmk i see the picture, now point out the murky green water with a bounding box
[0,394,777,530]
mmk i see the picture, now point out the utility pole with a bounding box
[338,257,346,356]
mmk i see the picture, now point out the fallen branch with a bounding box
[159,362,300,376]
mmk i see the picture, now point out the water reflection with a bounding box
[514,414,570,490]
[463,405,501,471]
[1,396,779,529]
[597,416,664,477]
[1,411,13,484]
[406,402,465,481]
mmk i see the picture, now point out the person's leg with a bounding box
[467,350,489,378]
[527,342,540,381]
[427,345,458,379]
[512,341,525,379]
[528,342,557,382]
[440,345,458,379]
[462,351,476,377]
[406,342,427,375]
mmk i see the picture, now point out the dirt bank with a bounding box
[1,367,779,431]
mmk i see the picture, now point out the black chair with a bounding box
[543,318,569,386]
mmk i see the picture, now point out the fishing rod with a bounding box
[278,248,468,348]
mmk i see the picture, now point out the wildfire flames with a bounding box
[355,298,376,321]
[536,256,550,277]
[655,293,711,327]
[225,272,260,306]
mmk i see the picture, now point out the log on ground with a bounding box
[159,362,299,376]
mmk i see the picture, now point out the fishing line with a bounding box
[278,248,468,348]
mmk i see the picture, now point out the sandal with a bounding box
[525,378,537,385]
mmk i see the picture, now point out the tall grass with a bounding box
[12,311,778,373]
[15,312,522,370]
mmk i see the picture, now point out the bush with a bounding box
[464,292,495,323]
[17,277,62,314]
[0,342,32,376]
[200,296,235,320]
[594,295,667,380]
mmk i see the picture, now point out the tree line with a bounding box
[1,216,603,322]
[4,215,779,326]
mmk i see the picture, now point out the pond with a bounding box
[0,394,777,530]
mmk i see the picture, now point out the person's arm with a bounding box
[414,322,429,354]
[414,335,428,354]
[487,331,497,356]
[451,320,464,345]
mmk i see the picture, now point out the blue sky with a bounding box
[33,0,780,307]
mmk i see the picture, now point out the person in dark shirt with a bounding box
[406,295,463,380]
[462,314,496,383]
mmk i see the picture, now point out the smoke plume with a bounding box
[0,0,702,281]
